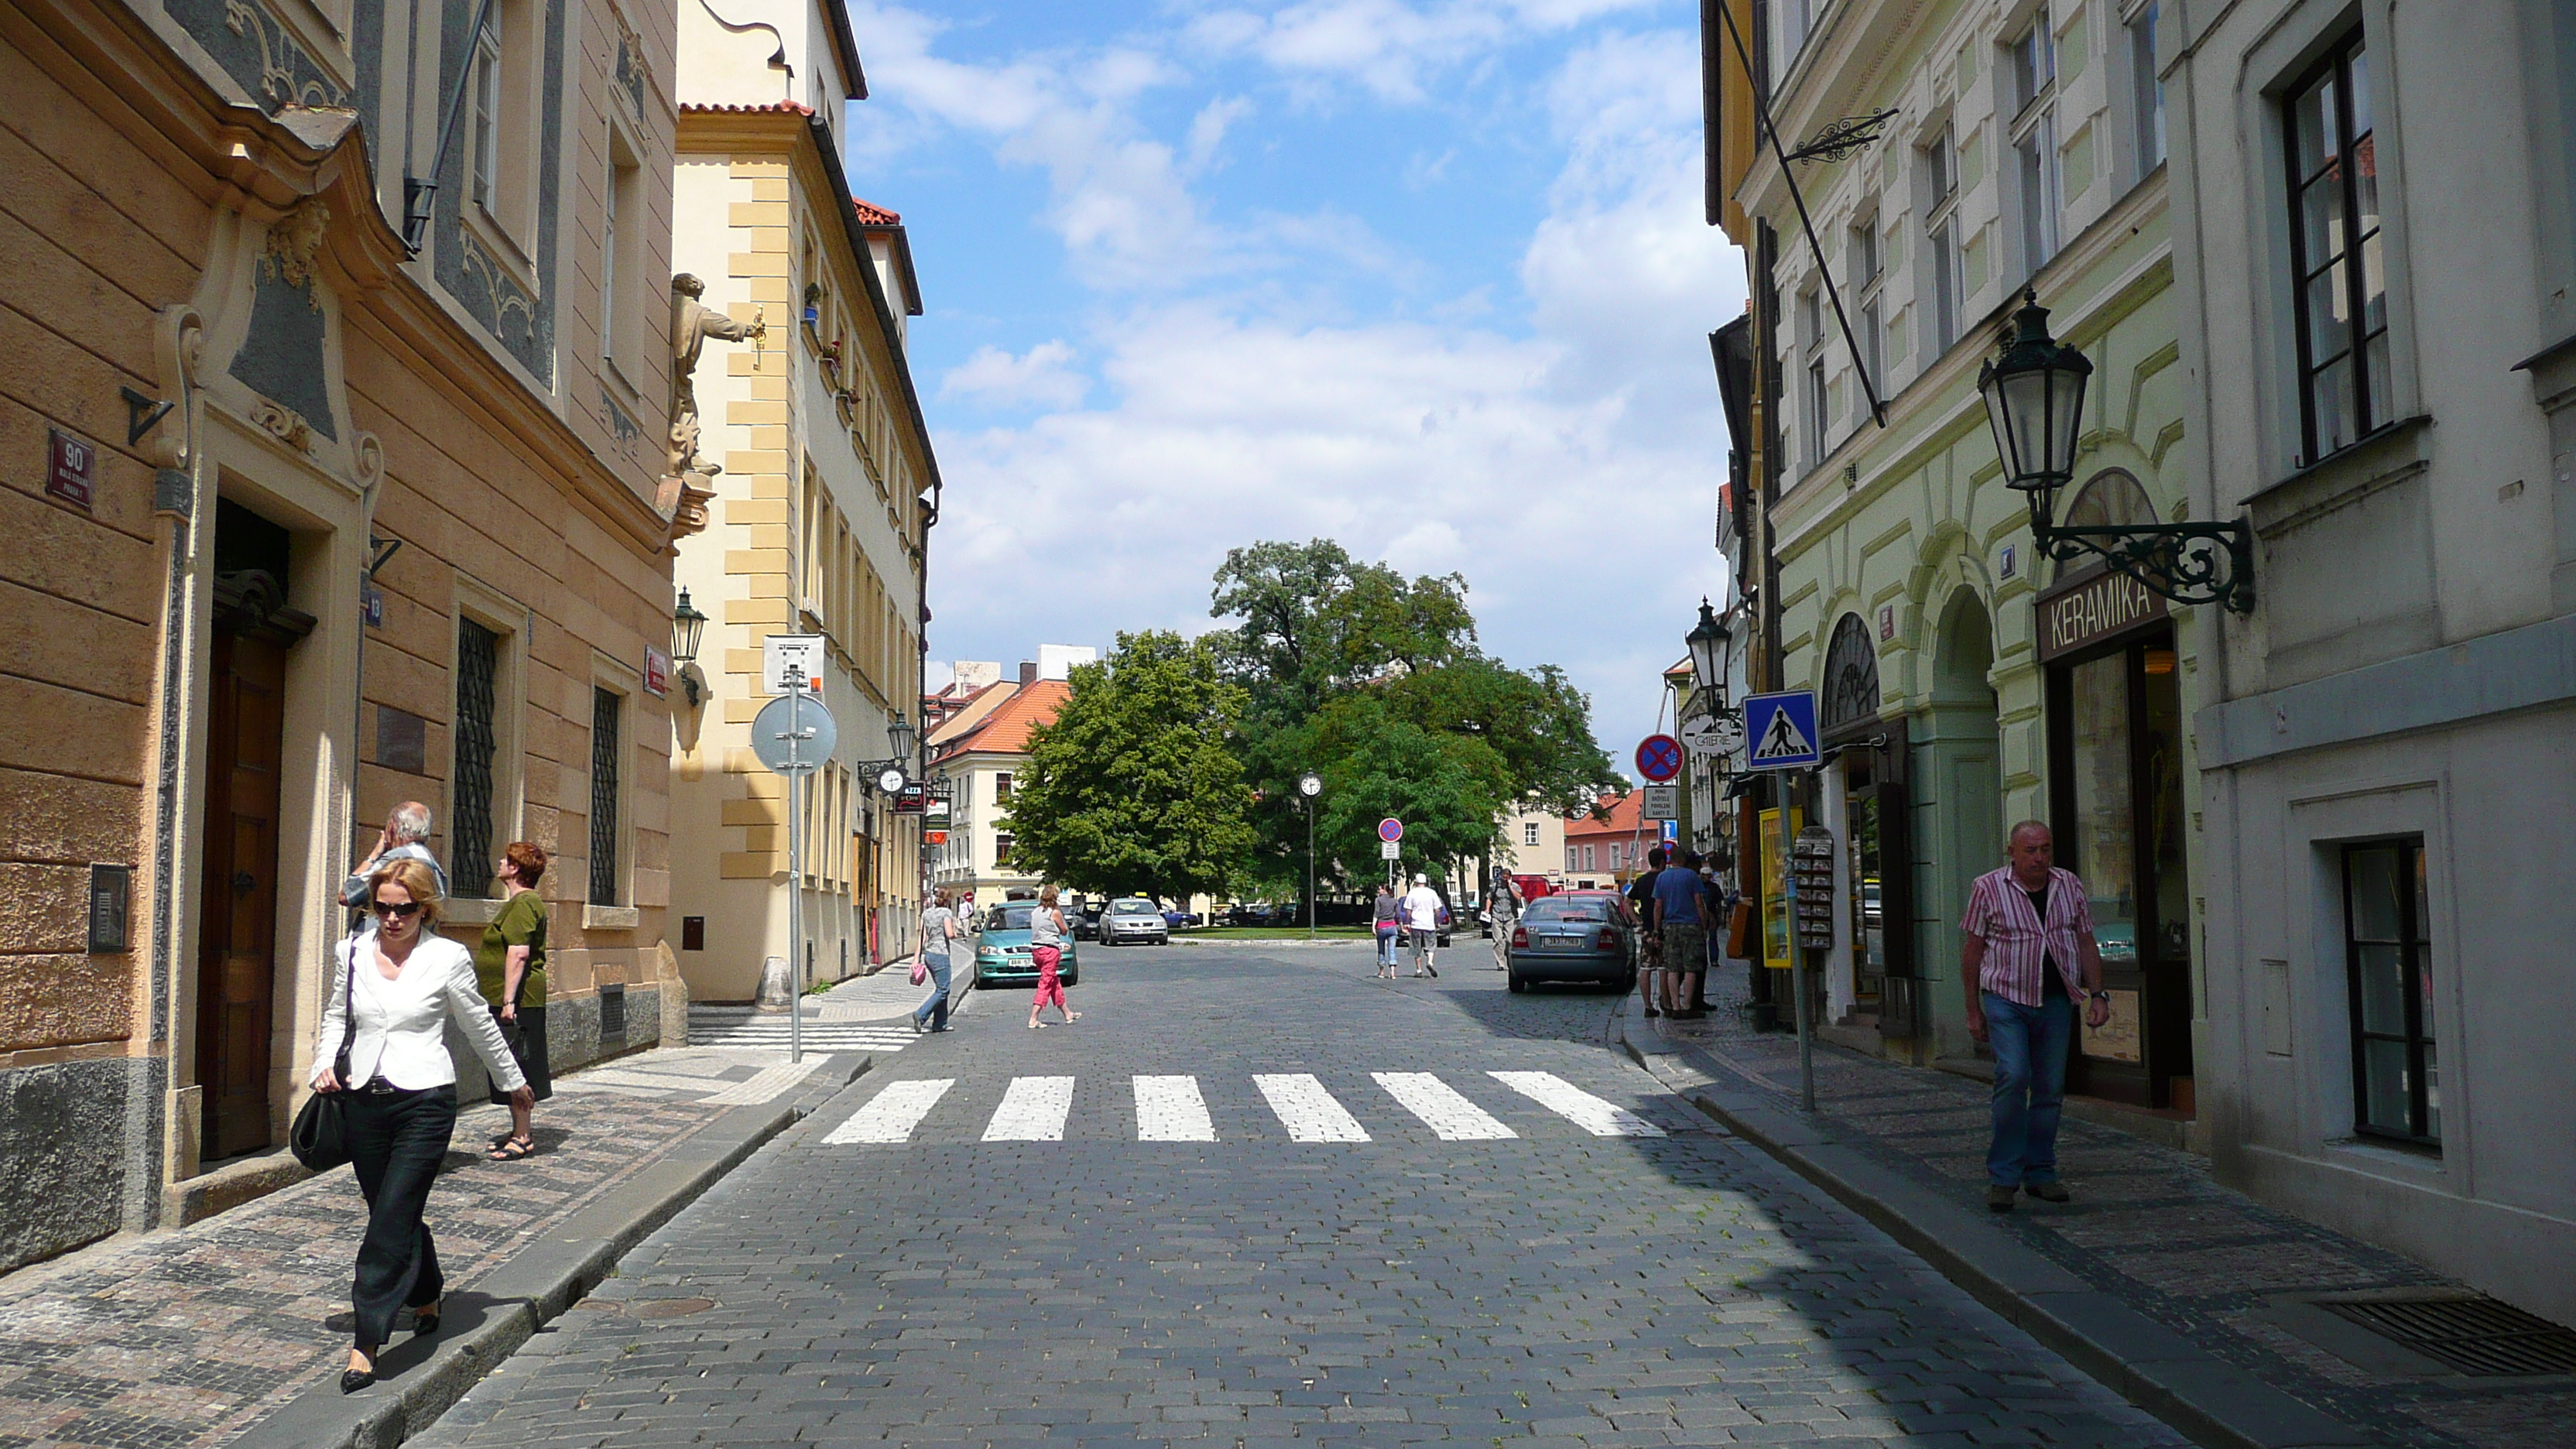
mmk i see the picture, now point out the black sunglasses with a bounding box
[371,901,424,920]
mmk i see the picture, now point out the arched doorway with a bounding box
[1819,615,1911,1033]
[1916,588,2001,1055]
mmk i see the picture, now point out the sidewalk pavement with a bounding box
[0,1046,879,1449]
[1619,964,2575,1449]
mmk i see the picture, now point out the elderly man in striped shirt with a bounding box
[1961,820,2112,1213]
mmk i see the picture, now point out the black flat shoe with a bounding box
[412,1309,440,1337]
[341,1351,377,1393]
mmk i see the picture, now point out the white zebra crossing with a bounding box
[1372,1072,1517,1139]
[1488,1070,1667,1136]
[823,1077,954,1142]
[983,1075,1077,1141]
[1133,1075,1216,1141]
[820,1070,1676,1144]
[1250,1074,1372,1142]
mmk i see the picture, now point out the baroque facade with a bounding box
[1711,0,2203,1117]
[1,0,690,1268]
[663,0,936,1003]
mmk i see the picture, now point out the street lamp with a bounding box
[1684,598,1732,709]
[1298,772,1322,940]
[1978,287,2256,613]
[670,588,709,705]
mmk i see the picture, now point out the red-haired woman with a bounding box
[475,841,553,1160]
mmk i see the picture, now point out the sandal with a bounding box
[488,1138,534,1161]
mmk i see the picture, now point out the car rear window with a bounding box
[986,904,1036,930]
[1526,898,1612,923]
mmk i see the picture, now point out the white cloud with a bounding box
[1187,0,1658,101]
[940,341,1091,410]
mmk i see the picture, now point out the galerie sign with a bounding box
[2036,568,2167,662]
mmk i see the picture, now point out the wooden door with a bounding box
[197,629,287,1161]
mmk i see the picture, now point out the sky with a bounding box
[837,0,1745,784]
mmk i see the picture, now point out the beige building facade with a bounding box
[665,8,936,1002]
[2,0,689,1269]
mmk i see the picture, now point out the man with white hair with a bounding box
[1961,820,2111,1213]
[1402,874,1444,978]
[341,801,452,906]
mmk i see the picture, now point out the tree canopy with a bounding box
[1007,631,1256,903]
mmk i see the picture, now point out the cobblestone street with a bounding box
[418,942,2189,1447]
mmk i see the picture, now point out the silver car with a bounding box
[1505,892,1639,993]
[1100,896,1169,946]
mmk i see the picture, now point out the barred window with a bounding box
[589,686,622,906]
[450,619,500,899]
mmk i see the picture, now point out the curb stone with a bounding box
[1611,1012,2376,1449]
[255,1050,879,1449]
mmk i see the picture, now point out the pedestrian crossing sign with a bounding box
[1742,690,1821,770]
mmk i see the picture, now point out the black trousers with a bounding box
[486,1005,552,1105]
[343,1083,457,1349]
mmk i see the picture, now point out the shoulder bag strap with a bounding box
[335,939,358,1079]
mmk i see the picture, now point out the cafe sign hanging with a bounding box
[2036,567,2167,663]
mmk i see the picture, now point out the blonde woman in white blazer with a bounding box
[311,858,531,1393]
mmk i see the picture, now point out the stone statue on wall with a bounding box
[666,272,764,479]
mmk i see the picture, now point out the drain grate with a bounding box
[2318,1295,2576,1377]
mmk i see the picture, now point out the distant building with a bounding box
[927,680,1070,905]
[1561,794,1656,891]
[1498,804,1569,889]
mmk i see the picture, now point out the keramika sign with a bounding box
[2036,568,2167,662]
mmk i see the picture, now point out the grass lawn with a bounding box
[1181,925,1376,940]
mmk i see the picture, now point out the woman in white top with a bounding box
[310,858,531,1392]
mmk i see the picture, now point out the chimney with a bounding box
[1019,661,1037,684]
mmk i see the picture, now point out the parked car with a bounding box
[1074,897,1105,940]
[971,900,1082,988]
[1160,907,1201,929]
[1505,891,1639,994]
[1100,896,1170,946]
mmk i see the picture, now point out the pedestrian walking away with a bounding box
[1026,885,1079,1028]
[473,842,553,1160]
[1486,867,1522,971]
[339,800,450,907]
[1626,847,1666,1016]
[1961,820,2112,1212]
[310,858,531,1393]
[1650,850,1709,1019]
[915,888,959,1032]
[1402,875,1444,978]
[1371,883,1402,979]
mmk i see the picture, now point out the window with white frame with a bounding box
[1565,844,1578,873]
[1524,821,1540,847]
[468,20,501,212]
[602,127,644,378]
[1922,126,1963,356]
[464,0,539,243]
[1583,844,1597,872]
[1851,214,1883,399]
[2011,19,2060,274]
[2129,2,2165,177]
[1798,288,1827,468]
[2285,30,2388,460]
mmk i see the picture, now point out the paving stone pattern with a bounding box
[1645,968,2576,1449]
[0,1057,759,1448]
[419,944,2188,1447]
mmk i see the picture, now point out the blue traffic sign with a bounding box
[1741,690,1821,771]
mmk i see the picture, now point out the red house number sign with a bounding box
[47,429,97,513]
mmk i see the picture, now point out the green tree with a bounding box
[1008,631,1256,904]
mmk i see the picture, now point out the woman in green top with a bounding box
[476,841,552,1159]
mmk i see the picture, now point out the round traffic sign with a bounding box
[1636,734,1682,783]
[751,690,838,776]
[1378,817,1404,843]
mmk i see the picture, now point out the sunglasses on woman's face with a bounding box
[372,901,423,920]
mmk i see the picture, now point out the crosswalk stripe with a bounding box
[824,1078,954,1143]
[1252,1074,1369,1142]
[1372,1072,1516,1139]
[1488,1070,1666,1136]
[1132,1076,1216,1141]
[984,1076,1076,1141]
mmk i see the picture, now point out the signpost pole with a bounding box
[786,668,805,1065]
[1790,771,1815,1112]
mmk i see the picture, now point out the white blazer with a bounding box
[311,930,527,1093]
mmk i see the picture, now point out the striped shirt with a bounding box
[1959,865,2096,1007]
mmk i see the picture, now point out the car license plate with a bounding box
[1541,933,1584,951]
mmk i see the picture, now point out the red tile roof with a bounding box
[851,197,901,226]
[677,101,817,115]
[1563,793,1645,838]
[933,679,1068,760]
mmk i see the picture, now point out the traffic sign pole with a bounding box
[786,679,804,1064]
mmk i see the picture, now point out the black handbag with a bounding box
[289,942,358,1171]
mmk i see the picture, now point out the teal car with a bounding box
[971,900,1081,988]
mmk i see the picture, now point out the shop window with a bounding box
[2343,838,2437,1146]
[2285,31,2387,461]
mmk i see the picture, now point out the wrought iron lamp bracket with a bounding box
[2034,519,2259,615]
[1783,109,1899,166]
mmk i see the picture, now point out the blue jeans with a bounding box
[913,955,952,1030]
[1375,928,1399,966]
[1983,991,2072,1187]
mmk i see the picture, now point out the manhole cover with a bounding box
[2318,1295,2576,1377]
[629,1297,715,1319]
